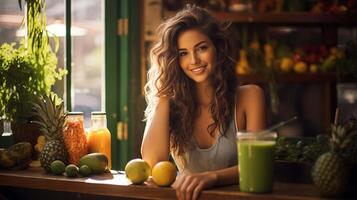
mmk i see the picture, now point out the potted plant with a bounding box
[0,0,66,145]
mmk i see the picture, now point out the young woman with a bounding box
[141,5,266,200]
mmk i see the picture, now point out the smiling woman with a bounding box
[141,4,266,200]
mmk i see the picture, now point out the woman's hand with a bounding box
[171,171,217,200]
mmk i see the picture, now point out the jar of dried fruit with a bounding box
[63,112,88,165]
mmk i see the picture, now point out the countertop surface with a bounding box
[0,166,332,200]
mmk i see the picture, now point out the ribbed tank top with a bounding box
[171,114,238,173]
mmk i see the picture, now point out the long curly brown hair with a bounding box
[144,5,238,155]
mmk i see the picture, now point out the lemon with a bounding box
[50,160,65,175]
[280,57,293,72]
[310,64,318,73]
[125,158,151,184]
[65,164,79,178]
[294,61,308,74]
[79,165,92,177]
[152,161,177,187]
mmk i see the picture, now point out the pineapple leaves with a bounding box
[31,93,65,140]
[330,118,357,160]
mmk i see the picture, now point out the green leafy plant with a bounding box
[275,135,330,163]
[0,0,66,123]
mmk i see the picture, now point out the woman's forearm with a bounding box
[211,165,239,186]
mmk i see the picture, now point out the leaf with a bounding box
[18,0,22,11]
[31,120,47,129]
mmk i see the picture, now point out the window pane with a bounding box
[0,0,23,44]
[71,0,105,127]
[46,0,66,103]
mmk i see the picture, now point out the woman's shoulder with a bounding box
[235,84,264,107]
[236,84,264,98]
[234,84,266,130]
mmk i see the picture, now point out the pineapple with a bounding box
[311,121,357,197]
[31,93,68,172]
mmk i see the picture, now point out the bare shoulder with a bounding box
[235,84,266,131]
[236,84,264,105]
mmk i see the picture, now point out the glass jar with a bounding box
[87,111,111,169]
[63,112,89,165]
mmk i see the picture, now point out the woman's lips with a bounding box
[191,65,206,74]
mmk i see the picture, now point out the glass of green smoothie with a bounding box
[237,131,277,193]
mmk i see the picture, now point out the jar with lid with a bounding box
[63,112,89,165]
[87,111,111,169]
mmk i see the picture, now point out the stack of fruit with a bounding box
[236,40,345,75]
[277,44,342,74]
[49,153,108,178]
[125,159,177,187]
[0,142,32,170]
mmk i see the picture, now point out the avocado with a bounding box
[78,153,108,174]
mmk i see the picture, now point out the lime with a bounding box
[79,165,92,177]
[125,158,151,184]
[65,164,79,178]
[50,160,65,175]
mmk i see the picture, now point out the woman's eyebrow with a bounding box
[178,41,207,51]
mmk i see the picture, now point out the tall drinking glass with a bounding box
[237,131,277,193]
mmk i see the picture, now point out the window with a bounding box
[0,0,23,44]
[46,0,105,127]
[1,0,105,128]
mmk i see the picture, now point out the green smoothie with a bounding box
[237,140,276,193]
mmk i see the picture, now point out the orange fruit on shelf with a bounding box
[152,161,177,187]
[294,61,308,74]
[280,57,293,72]
[310,64,319,73]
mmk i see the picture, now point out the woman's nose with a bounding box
[190,52,199,65]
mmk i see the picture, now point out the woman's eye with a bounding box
[179,51,187,57]
[197,45,208,52]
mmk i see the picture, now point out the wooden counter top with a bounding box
[0,167,324,200]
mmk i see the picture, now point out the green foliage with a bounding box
[0,41,65,123]
[275,135,330,163]
[275,117,357,164]
[0,0,66,123]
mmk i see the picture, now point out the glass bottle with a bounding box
[87,111,112,169]
[63,112,89,165]
[2,119,12,136]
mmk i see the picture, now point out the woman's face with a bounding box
[177,29,216,85]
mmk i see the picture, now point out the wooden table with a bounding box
[0,167,328,200]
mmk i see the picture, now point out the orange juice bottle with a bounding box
[87,112,112,169]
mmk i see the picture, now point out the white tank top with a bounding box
[171,116,238,173]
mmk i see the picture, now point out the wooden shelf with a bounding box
[212,12,357,25]
[0,167,326,200]
[237,73,337,84]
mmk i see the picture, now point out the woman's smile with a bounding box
[191,64,207,75]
